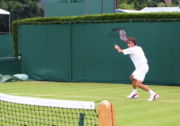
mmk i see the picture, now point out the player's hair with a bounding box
[127,37,137,45]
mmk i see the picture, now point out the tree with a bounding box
[0,0,44,32]
[117,0,179,10]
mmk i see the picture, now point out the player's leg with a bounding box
[133,78,159,101]
[127,75,149,98]
[134,80,150,91]
[130,75,136,89]
[127,75,139,99]
[128,72,159,101]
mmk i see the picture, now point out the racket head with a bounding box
[108,28,128,42]
[119,29,128,42]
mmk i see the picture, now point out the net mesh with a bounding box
[0,94,98,126]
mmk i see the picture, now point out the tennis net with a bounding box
[0,93,98,126]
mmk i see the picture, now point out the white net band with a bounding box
[0,93,95,109]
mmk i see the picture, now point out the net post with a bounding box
[98,100,116,126]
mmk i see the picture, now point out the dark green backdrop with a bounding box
[0,34,21,74]
[0,59,21,75]
[44,0,116,17]
[19,25,71,81]
[19,22,180,85]
[0,35,13,57]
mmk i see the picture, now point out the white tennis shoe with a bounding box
[127,93,139,99]
[148,93,159,101]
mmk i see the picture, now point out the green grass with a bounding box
[0,81,180,126]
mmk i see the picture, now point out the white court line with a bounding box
[7,93,180,103]
[63,95,180,103]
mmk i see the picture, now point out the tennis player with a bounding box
[114,38,159,101]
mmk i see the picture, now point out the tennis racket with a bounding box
[119,29,128,42]
[109,28,128,42]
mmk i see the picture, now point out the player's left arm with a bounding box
[114,44,123,53]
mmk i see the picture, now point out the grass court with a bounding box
[0,81,180,126]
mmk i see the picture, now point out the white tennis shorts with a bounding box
[132,64,149,82]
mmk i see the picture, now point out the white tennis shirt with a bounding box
[123,46,148,69]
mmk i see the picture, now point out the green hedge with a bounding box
[12,12,180,56]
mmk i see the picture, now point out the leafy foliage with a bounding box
[0,0,44,32]
[117,0,179,10]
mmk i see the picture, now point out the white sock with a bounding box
[132,89,137,94]
[148,90,155,95]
